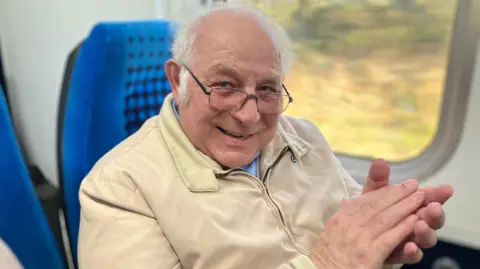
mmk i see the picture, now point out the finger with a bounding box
[367,190,424,238]
[416,202,445,229]
[420,185,454,206]
[386,242,423,264]
[384,238,409,264]
[386,242,421,264]
[362,158,390,194]
[349,179,419,222]
[413,220,438,249]
[374,214,418,262]
[404,242,424,264]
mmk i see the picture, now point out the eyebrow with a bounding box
[208,64,281,86]
[208,65,241,80]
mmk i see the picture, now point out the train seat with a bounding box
[0,86,65,269]
[57,19,177,266]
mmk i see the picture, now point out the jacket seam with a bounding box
[99,174,136,192]
[94,122,160,189]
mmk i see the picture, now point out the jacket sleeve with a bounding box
[77,168,180,269]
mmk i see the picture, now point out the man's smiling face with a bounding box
[167,10,284,167]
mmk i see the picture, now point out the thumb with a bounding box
[362,158,391,194]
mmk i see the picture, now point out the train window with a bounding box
[230,0,456,162]
[222,0,478,182]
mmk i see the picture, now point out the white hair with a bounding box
[171,3,295,105]
[177,67,190,105]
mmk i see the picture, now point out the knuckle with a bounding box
[376,236,396,254]
[341,198,353,209]
[392,183,413,196]
[340,198,357,216]
[345,228,359,244]
[361,200,381,215]
[408,193,422,204]
[373,215,391,229]
[360,216,391,243]
[398,192,423,213]
[416,207,427,220]
[331,213,342,224]
[390,183,403,190]
[358,225,376,245]
[356,235,371,251]
[354,247,371,266]
[326,213,342,229]
[388,183,402,193]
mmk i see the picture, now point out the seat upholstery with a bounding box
[0,87,65,269]
[57,20,177,266]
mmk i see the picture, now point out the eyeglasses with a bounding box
[182,65,293,115]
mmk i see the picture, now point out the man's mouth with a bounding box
[216,126,255,140]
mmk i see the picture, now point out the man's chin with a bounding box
[213,150,258,168]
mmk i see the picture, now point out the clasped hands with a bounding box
[309,159,454,269]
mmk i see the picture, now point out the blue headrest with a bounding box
[0,87,65,268]
[58,19,177,264]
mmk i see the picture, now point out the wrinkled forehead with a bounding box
[190,11,282,78]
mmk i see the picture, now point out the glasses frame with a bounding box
[181,64,294,115]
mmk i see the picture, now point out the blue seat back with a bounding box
[0,87,65,269]
[58,20,177,265]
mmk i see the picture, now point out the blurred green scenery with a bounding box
[237,0,457,162]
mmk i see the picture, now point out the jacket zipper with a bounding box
[260,147,305,254]
[261,147,290,183]
[216,147,305,254]
[261,147,290,229]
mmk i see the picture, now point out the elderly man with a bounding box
[78,4,453,269]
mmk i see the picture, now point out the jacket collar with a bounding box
[157,94,312,192]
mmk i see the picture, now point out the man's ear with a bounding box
[165,59,181,100]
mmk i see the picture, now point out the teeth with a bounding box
[226,130,248,138]
[218,127,250,139]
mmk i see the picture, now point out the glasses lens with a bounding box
[209,89,291,115]
[258,93,290,114]
[209,88,247,111]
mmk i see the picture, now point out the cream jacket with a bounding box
[78,94,400,269]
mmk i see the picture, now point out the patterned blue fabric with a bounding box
[171,99,259,177]
[0,87,65,269]
[58,20,177,265]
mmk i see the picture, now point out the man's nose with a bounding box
[230,97,261,124]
